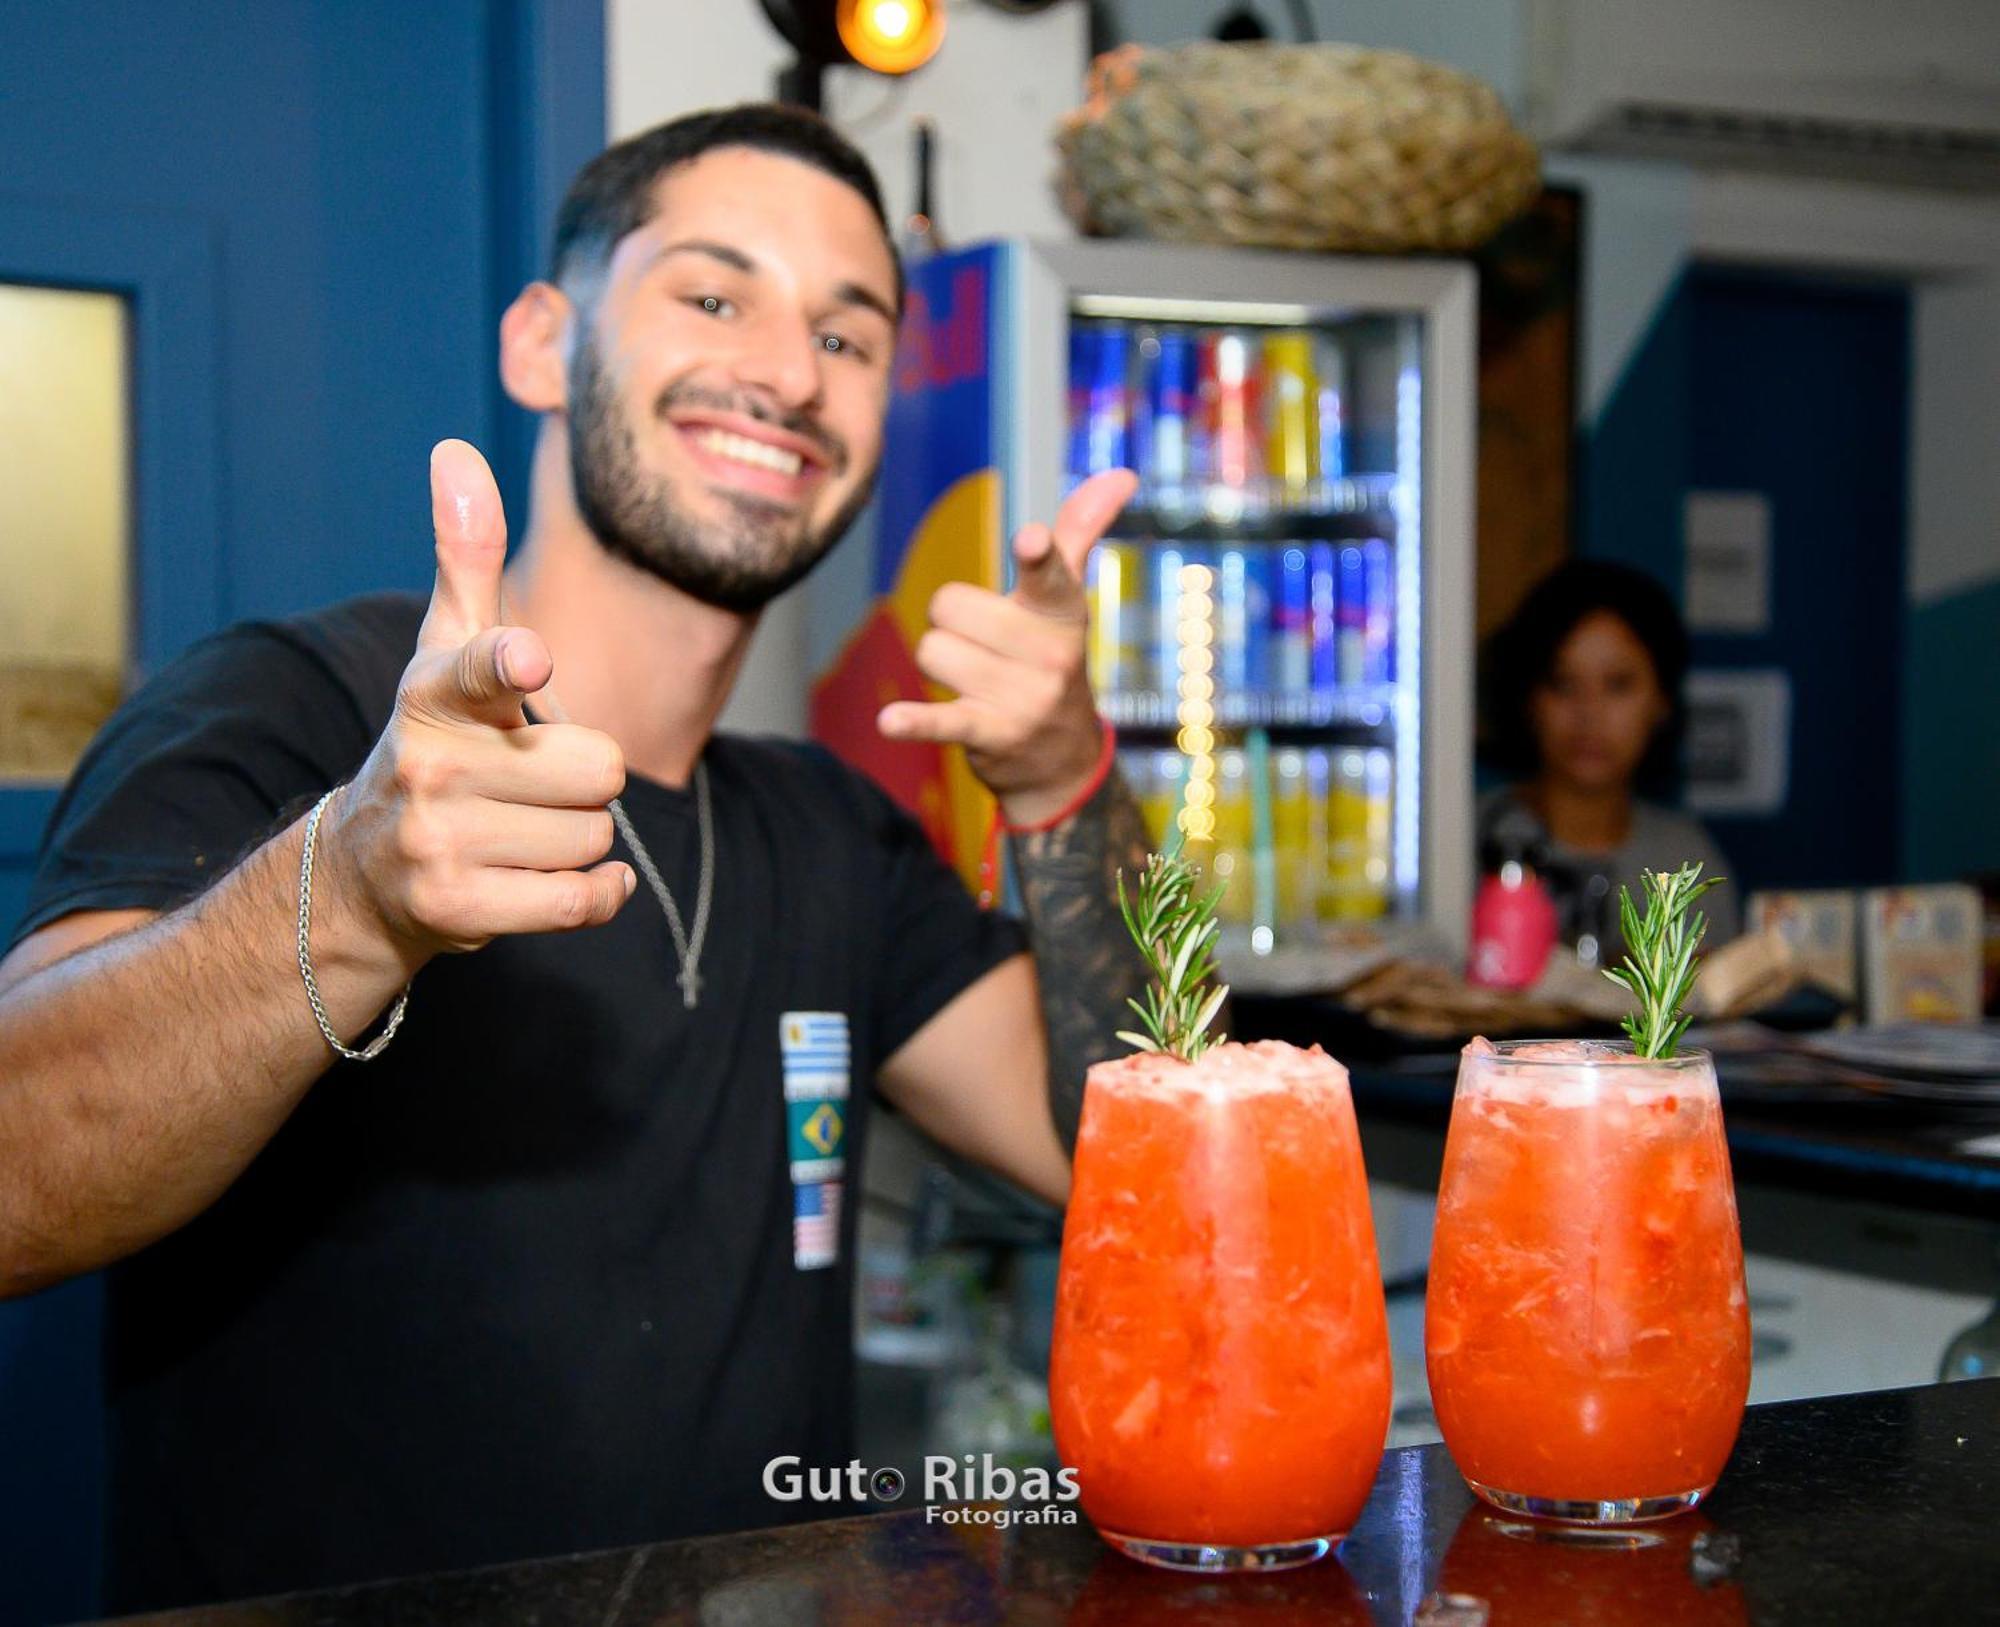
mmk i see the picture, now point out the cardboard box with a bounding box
[1860,885,1983,1025]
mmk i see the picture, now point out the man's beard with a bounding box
[566,333,876,613]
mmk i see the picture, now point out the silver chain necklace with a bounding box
[512,637,716,1010]
[608,762,714,1009]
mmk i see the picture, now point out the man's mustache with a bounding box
[655,384,848,474]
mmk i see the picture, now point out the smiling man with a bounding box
[0,106,1152,1614]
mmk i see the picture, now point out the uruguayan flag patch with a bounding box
[780,1011,850,1270]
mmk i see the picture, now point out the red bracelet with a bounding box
[976,720,1119,909]
[1001,719,1120,835]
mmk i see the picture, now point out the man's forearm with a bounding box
[1008,769,1157,1154]
[0,798,414,1296]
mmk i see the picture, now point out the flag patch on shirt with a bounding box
[788,1095,844,1175]
[792,1180,841,1272]
[781,1011,850,1270]
[781,1010,850,1184]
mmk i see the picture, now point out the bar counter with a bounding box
[109,1380,2000,1625]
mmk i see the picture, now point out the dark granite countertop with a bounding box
[106,1380,2000,1626]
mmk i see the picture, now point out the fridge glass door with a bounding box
[1065,292,1426,949]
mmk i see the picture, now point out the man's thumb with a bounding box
[420,439,508,650]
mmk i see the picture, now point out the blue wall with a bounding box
[1904,576,2000,883]
[0,5,602,1620]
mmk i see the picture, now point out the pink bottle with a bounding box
[1467,853,1559,991]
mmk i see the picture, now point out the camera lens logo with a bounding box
[869,1466,906,1503]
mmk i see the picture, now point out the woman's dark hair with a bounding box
[549,103,902,308]
[1478,559,1690,796]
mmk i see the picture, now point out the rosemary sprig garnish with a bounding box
[1115,838,1230,1062]
[1602,863,1724,1058]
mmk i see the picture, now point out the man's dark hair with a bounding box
[550,102,901,306]
[1478,558,1691,796]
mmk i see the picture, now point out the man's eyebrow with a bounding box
[652,239,758,275]
[833,279,899,327]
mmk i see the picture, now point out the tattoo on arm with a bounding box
[1008,768,1157,1156]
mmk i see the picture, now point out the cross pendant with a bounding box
[677,963,702,1009]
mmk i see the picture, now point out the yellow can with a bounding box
[1263,331,1319,507]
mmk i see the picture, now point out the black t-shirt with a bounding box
[12,592,1026,1614]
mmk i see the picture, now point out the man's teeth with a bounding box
[693,427,804,477]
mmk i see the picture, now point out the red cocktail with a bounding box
[1427,1040,1751,1522]
[1051,1041,1392,1570]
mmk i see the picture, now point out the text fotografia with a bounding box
[763,1454,1081,1525]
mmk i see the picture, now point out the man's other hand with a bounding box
[876,468,1138,828]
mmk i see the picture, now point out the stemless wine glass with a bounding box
[1050,1042,1392,1572]
[1426,1040,1751,1523]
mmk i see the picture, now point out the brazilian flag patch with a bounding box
[780,1010,850,1186]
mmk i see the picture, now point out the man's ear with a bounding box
[499,282,571,413]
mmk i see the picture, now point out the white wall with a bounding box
[1107,0,1525,108]
[822,3,1085,242]
[1544,155,1692,424]
[608,0,791,121]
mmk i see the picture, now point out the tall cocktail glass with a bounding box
[1050,1041,1392,1571]
[1426,1039,1751,1523]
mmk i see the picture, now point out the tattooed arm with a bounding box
[873,764,1174,1226]
[1008,766,1160,1154]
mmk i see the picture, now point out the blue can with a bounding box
[1217,546,1272,696]
[1336,545,1368,688]
[1273,545,1312,699]
[1146,328,1197,502]
[1361,537,1394,684]
[1086,321,1131,478]
[1065,322,1096,488]
[1308,542,1338,691]
[1067,321,1132,486]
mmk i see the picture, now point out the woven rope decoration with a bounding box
[1055,42,1542,253]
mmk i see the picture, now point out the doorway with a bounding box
[1684,266,1910,892]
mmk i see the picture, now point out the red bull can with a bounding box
[1144,327,1198,505]
[1308,542,1338,691]
[1273,544,1312,703]
[1362,537,1394,684]
[1336,544,1368,688]
[1067,320,1131,485]
[1202,330,1263,515]
[1216,546,1273,697]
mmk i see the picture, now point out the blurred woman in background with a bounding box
[1480,560,1739,953]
